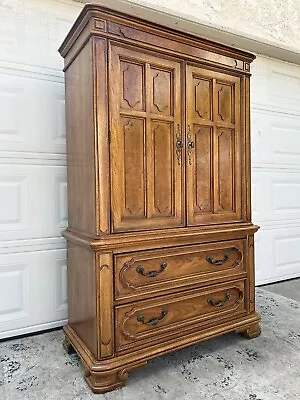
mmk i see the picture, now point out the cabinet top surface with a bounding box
[59,3,255,68]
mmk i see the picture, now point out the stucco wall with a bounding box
[76,0,300,63]
[124,0,300,50]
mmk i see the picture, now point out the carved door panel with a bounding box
[109,44,184,232]
[186,66,242,226]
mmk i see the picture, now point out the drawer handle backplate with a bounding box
[206,253,229,266]
[187,125,194,165]
[137,307,168,326]
[207,291,231,307]
[176,124,183,165]
[136,262,167,278]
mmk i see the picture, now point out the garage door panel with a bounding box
[0,248,67,339]
[0,0,76,338]
[251,174,263,223]
[55,257,68,314]
[0,73,66,155]
[0,174,29,233]
[0,164,67,241]
[254,230,264,284]
[251,57,300,114]
[0,0,79,71]
[255,227,300,285]
[251,56,300,285]
[251,110,300,167]
[0,261,31,324]
[269,69,300,112]
[252,170,300,224]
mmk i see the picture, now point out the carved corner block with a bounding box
[244,62,250,71]
[93,18,107,32]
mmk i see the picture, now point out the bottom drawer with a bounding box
[115,280,246,351]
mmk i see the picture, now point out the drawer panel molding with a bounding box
[116,280,246,349]
[115,240,245,300]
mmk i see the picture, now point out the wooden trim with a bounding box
[59,5,255,75]
[96,252,114,358]
[245,76,252,222]
[63,310,260,378]
[247,234,256,313]
[63,224,259,252]
[59,5,255,63]
[93,38,111,234]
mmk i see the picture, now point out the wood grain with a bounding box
[186,65,242,226]
[95,253,114,358]
[115,280,246,350]
[67,242,97,357]
[109,44,183,232]
[65,39,97,235]
[115,239,245,301]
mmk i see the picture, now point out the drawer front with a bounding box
[115,240,245,300]
[115,280,246,351]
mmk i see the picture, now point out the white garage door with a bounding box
[251,57,300,285]
[0,1,299,339]
[0,0,81,339]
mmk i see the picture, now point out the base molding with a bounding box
[84,360,148,394]
[63,312,261,393]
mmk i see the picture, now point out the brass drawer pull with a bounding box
[137,307,168,326]
[208,291,231,307]
[206,253,229,265]
[187,125,194,165]
[136,262,167,278]
[175,124,183,165]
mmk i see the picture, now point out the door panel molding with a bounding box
[186,65,243,226]
[109,44,184,232]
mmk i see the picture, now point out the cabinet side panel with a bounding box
[65,39,96,235]
[67,241,97,357]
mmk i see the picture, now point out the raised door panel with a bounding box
[186,66,242,226]
[194,126,213,215]
[120,61,145,111]
[215,128,235,214]
[122,117,146,218]
[150,69,172,116]
[150,122,174,218]
[109,44,183,232]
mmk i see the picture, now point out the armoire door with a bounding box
[186,65,242,226]
[109,43,184,232]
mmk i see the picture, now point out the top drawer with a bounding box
[114,239,246,301]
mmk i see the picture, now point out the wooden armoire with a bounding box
[59,4,261,394]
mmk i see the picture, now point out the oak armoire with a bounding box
[59,4,261,394]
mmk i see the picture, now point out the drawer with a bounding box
[114,240,245,301]
[115,280,246,351]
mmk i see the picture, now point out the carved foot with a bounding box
[84,362,147,394]
[239,322,261,339]
[84,370,125,394]
[63,335,75,354]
